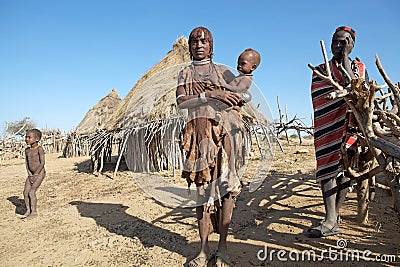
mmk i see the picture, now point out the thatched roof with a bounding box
[75,88,122,134]
[106,37,191,130]
[105,36,269,131]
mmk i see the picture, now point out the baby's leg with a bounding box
[24,173,45,220]
[23,178,32,217]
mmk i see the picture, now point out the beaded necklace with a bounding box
[29,144,40,150]
[192,59,213,82]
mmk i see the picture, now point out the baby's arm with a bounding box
[217,65,252,103]
[222,76,253,103]
[223,75,253,93]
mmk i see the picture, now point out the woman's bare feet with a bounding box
[215,251,233,267]
[188,252,211,267]
[22,212,37,220]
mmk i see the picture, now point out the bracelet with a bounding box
[176,94,185,101]
[199,92,207,103]
[242,92,250,103]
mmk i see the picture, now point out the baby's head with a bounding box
[237,48,261,74]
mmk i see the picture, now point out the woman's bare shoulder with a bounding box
[215,64,235,83]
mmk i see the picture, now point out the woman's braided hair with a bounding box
[188,27,213,60]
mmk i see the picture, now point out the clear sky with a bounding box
[1,0,399,135]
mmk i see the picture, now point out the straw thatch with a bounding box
[76,88,122,134]
[99,36,191,174]
[106,37,190,131]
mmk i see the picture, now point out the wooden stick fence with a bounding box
[1,130,66,164]
[87,114,276,179]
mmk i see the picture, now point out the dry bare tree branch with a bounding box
[308,41,349,100]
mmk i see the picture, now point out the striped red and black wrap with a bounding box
[311,59,365,181]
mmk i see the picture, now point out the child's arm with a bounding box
[223,75,253,93]
[33,147,45,176]
[25,149,33,177]
[216,65,252,103]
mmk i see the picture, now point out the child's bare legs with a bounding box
[23,174,45,220]
[23,178,32,217]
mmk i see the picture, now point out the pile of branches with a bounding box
[0,136,26,161]
[1,129,66,162]
[275,96,313,144]
[309,41,400,222]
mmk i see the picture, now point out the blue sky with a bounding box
[1,0,399,134]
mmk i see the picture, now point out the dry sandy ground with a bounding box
[0,139,399,267]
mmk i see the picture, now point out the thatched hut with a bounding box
[90,37,191,174]
[63,88,122,158]
[76,88,122,134]
[89,36,275,178]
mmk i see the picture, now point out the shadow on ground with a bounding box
[70,200,191,260]
[70,169,400,266]
[74,156,128,174]
[7,195,26,215]
[151,170,400,266]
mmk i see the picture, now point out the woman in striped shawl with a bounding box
[307,26,367,238]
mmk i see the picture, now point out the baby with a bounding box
[221,48,261,105]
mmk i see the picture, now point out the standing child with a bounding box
[23,129,46,220]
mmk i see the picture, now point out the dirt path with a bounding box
[0,139,399,266]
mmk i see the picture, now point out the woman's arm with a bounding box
[176,85,242,108]
[176,85,204,109]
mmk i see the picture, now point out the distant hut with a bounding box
[63,88,122,158]
[91,37,274,177]
[76,88,122,134]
